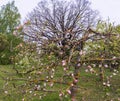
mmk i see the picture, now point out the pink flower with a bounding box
[13,31,17,36]
[88,65,92,68]
[71,73,74,77]
[19,43,23,47]
[64,68,67,71]
[77,63,81,67]
[79,50,83,55]
[50,83,54,87]
[22,98,25,101]
[66,89,71,94]
[62,60,66,66]
[74,78,78,83]
[71,83,74,86]
[59,93,62,97]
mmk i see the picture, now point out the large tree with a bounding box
[24,0,98,50]
[0,1,21,34]
[18,0,100,100]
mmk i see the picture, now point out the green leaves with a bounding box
[0,34,23,64]
[0,1,21,34]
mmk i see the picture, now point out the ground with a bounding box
[0,65,120,101]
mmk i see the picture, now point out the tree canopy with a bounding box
[24,0,98,49]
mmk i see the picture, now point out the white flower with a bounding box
[4,91,8,94]
[62,60,66,66]
[51,75,53,78]
[113,69,117,72]
[64,68,67,71]
[103,82,106,86]
[93,64,96,67]
[85,69,88,72]
[96,73,98,76]
[37,85,40,90]
[34,93,37,96]
[29,91,32,93]
[116,71,119,73]
[71,83,74,86]
[46,76,49,79]
[107,83,110,87]
[98,46,101,48]
[28,76,31,79]
[22,98,25,101]
[106,92,110,96]
[104,64,108,68]
[38,71,41,74]
[44,83,46,87]
[52,68,55,72]
[112,56,116,59]
[71,73,74,77]
[47,66,49,69]
[99,64,102,67]
[90,68,94,72]
[113,73,117,76]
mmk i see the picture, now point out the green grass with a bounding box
[0,65,120,101]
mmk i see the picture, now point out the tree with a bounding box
[0,1,22,64]
[22,1,98,99]
[2,0,120,101]
[0,1,21,34]
[84,20,120,81]
[24,0,98,49]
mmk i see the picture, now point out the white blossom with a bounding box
[4,91,8,94]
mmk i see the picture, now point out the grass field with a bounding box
[0,65,120,101]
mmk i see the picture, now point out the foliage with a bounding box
[0,33,23,65]
[0,1,21,34]
[85,21,120,70]
[0,33,9,52]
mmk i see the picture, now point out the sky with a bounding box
[0,0,120,25]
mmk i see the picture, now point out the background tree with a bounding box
[0,1,21,34]
[0,1,22,64]
[24,0,98,50]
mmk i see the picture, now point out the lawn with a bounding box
[0,65,120,101]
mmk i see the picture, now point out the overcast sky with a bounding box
[0,0,120,25]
